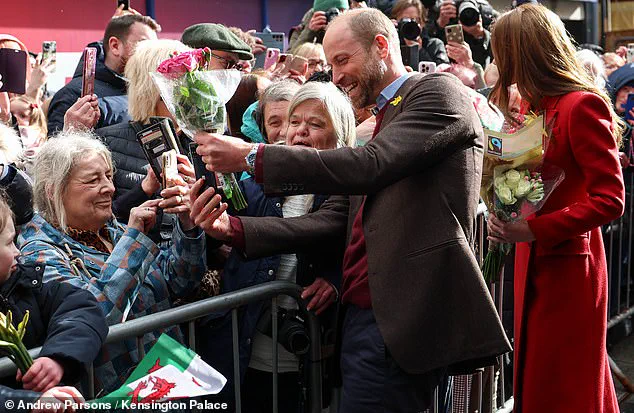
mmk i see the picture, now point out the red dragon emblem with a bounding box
[126,358,177,404]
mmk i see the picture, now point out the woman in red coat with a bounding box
[487,4,624,412]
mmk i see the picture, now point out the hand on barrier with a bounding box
[301,277,337,315]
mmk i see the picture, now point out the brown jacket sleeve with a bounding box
[240,195,349,259]
[260,74,479,196]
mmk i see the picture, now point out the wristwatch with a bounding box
[245,144,259,176]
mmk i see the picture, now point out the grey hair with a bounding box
[259,80,301,115]
[33,131,113,231]
[288,82,356,148]
[342,8,401,58]
[576,49,606,90]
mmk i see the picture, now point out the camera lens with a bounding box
[398,19,422,41]
[458,0,480,26]
[279,314,310,355]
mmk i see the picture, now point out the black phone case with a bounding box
[0,49,27,94]
[188,142,219,194]
[118,0,130,10]
[136,121,179,180]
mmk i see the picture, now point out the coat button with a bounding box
[268,270,274,276]
[246,338,251,345]
[275,202,281,208]
[35,266,41,271]
[31,280,38,285]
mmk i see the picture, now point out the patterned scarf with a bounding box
[66,226,113,254]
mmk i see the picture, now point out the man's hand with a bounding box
[194,132,253,173]
[189,178,231,241]
[437,0,457,29]
[301,277,337,315]
[128,199,161,234]
[487,214,535,244]
[446,41,474,68]
[18,357,64,393]
[308,11,328,32]
[247,30,267,56]
[34,386,84,413]
[63,95,100,132]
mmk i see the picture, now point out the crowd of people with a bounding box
[0,0,630,412]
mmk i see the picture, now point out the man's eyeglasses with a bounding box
[210,52,243,70]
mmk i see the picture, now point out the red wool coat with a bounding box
[514,91,624,412]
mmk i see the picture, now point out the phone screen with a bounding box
[625,93,634,121]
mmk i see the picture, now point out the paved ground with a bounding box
[610,331,634,412]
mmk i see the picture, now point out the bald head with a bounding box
[328,8,401,56]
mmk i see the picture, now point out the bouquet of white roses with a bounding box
[480,113,564,283]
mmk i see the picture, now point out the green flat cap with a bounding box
[313,0,349,12]
[181,23,254,60]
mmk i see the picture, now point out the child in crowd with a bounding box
[0,193,107,392]
[10,96,48,150]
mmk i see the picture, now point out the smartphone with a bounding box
[277,53,291,65]
[627,43,634,64]
[264,48,280,70]
[253,31,286,68]
[117,0,130,10]
[445,24,464,44]
[284,55,308,76]
[161,150,178,189]
[81,47,97,98]
[188,142,218,194]
[418,61,437,75]
[0,49,27,94]
[625,93,634,121]
[42,41,57,73]
[136,120,180,180]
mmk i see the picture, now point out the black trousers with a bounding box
[340,305,445,413]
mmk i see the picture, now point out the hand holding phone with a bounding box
[81,47,97,98]
[189,142,217,194]
[117,0,130,10]
[627,43,634,64]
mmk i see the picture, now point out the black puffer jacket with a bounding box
[0,164,33,226]
[0,264,108,389]
[95,121,148,198]
[47,41,130,136]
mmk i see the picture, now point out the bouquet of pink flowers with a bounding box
[480,112,564,283]
[152,48,247,210]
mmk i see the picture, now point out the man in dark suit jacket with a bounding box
[191,8,511,412]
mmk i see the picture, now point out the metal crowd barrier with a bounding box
[0,281,323,413]
[605,168,634,403]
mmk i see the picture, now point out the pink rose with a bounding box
[157,52,200,79]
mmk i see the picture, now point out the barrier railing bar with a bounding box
[0,282,323,413]
[608,220,615,316]
[432,387,438,413]
[232,308,242,413]
[136,336,145,359]
[627,174,634,308]
[498,268,506,405]
[188,320,196,352]
[272,297,279,413]
[618,215,624,312]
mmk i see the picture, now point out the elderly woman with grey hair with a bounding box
[17,131,215,393]
[192,80,355,413]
